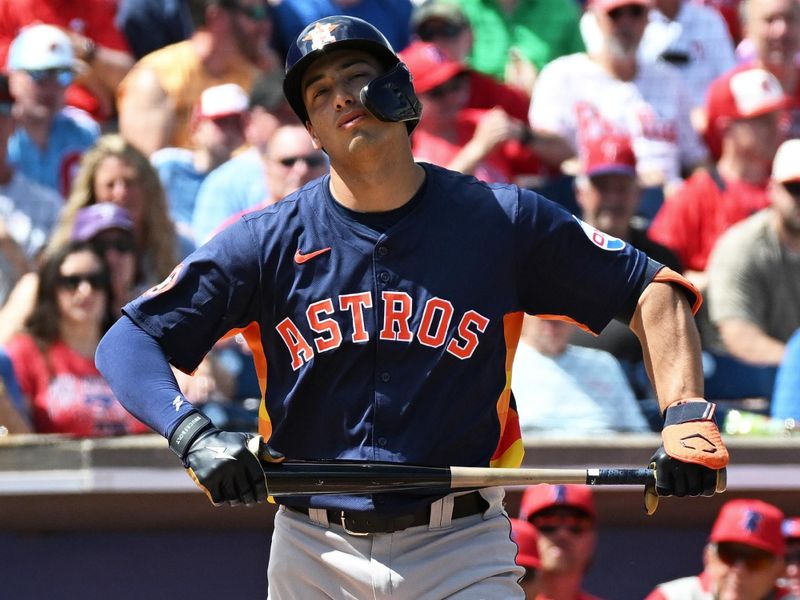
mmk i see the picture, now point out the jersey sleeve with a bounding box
[514,189,649,333]
[122,217,264,374]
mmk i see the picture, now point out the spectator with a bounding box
[780,517,800,598]
[510,517,543,599]
[191,73,299,244]
[3,240,150,436]
[151,82,249,240]
[400,42,545,185]
[705,138,800,367]
[5,24,100,197]
[269,0,414,57]
[638,0,736,126]
[117,0,278,157]
[0,72,62,306]
[0,0,136,124]
[648,68,789,287]
[512,315,650,437]
[116,0,194,60]
[569,134,681,403]
[698,0,743,46]
[646,498,787,600]
[70,204,140,315]
[409,3,532,118]
[519,484,602,600]
[209,123,329,237]
[529,0,706,189]
[454,0,585,92]
[737,0,800,139]
[771,329,800,422]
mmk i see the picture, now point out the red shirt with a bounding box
[648,169,770,271]
[6,333,150,437]
[412,108,542,184]
[0,0,131,121]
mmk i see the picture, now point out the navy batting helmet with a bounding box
[283,15,422,134]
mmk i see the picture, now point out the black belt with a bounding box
[285,491,489,535]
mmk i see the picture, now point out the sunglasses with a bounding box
[417,22,464,41]
[608,4,648,21]
[783,181,800,196]
[93,237,136,254]
[427,75,468,99]
[531,514,593,535]
[25,68,74,87]
[277,154,326,168]
[57,271,108,291]
[225,1,270,21]
[714,543,775,571]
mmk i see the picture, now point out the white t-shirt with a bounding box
[529,52,707,185]
[639,2,736,109]
[511,341,651,437]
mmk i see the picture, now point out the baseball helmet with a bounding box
[283,15,422,134]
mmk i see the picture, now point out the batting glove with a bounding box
[645,399,729,514]
[169,411,281,507]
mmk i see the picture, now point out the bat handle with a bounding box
[586,468,654,485]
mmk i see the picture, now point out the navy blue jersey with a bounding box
[124,163,648,514]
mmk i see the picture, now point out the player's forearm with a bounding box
[718,319,786,366]
[630,281,704,413]
[96,315,196,438]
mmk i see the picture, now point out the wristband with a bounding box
[168,410,213,460]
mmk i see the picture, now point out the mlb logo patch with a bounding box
[573,216,626,251]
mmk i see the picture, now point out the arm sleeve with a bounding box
[95,315,194,439]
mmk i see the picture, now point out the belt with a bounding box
[285,491,489,536]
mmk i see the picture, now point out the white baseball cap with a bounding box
[772,139,800,183]
[196,83,249,120]
[7,24,75,71]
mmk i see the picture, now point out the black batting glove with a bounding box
[168,411,274,507]
[649,444,719,498]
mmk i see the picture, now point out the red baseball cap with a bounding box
[510,518,541,569]
[519,484,596,522]
[707,68,790,130]
[783,517,800,540]
[399,40,468,94]
[583,134,637,178]
[591,0,651,13]
[710,499,786,556]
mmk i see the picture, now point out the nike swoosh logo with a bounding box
[294,247,331,264]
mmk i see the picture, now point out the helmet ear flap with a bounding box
[359,63,422,134]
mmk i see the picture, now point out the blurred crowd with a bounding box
[0,0,798,444]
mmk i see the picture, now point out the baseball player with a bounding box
[96,16,729,598]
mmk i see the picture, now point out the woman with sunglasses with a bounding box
[2,241,149,436]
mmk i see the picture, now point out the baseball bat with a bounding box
[253,457,727,497]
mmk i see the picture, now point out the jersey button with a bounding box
[380,372,391,383]
[377,437,387,447]
[379,271,390,283]
[377,245,388,257]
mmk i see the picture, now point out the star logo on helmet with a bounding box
[303,22,340,51]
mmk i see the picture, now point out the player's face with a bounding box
[578,173,639,238]
[264,124,328,200]
[746,0,800,70]
[532,508,596,575]
[705,542,784,600]
[302,50,401,157]
[56,250,108,327]
[92,156,146,231]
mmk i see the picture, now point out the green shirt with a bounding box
[456,0,585,80]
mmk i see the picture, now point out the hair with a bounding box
[47,134,179,284]
[25,240,115,346]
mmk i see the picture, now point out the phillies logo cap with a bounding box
[519,484,596,521]
[710,499,786,556]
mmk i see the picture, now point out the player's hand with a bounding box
[168,411,280,507]
[644,399,729,514]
